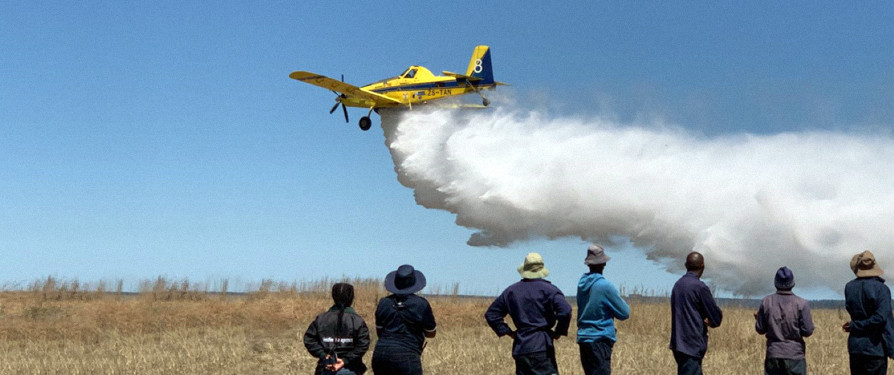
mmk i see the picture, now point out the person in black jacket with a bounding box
[304,283,371,375]
[842,250,894,375]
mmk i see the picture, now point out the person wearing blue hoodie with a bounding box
[576,244,630,375]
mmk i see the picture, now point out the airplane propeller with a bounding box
[329,74,349,123]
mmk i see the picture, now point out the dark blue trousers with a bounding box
[371,351,422,375]
[514,347,559,375]
[765,358,806,375]
[849,354,887,375]
[579,339,614,375]
[672,351,703,375]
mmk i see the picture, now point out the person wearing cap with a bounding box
[842,250,894,375]
[371,264,436,375]
[576,244,630,375]
[485,252,573,375]
[754,266,814,375]
[669,251,723,375]
[304,283,371,375]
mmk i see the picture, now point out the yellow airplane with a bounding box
[289,45,507,131]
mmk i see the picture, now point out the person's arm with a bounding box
[484,294,514,337]
[302,319,327,360]
[606,282,631,321]
[754,303,767,335]
[799,301,815,337]
[849,282,892,334]
[699,284,723,328]
[552,290,573,337]
[421,298,437,338]
[374,298,385,337]
[345,318,370,364]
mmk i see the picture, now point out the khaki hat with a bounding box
[850,250,884,278]
[518,252,550,279]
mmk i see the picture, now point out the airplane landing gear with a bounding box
[359,116,372,131]
[482,97,490,106]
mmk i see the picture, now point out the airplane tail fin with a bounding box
[465,45,495,85]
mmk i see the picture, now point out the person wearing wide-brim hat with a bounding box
[754,266,814,375]
[843,250,894,374]
[576,244,630,375]
[485,252,572,375]
[371,264,436,375]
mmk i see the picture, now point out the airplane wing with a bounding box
[289,71,403,107]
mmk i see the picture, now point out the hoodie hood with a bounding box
[578,272,605,294]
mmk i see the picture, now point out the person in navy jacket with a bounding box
[669,251,723,375]
[843,250,894,375]
[485,252,573,375]
[372,264,437,375]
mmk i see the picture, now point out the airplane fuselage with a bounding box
[339,66,495,109]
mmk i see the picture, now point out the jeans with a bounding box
[672,351,703,375]
[514,348,559,375]
[316,362,362,375]
[765,358,806,375]
[579,339,614,375]
[372,351,423,375]
[849,354,887,375]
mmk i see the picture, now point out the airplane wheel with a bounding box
[482,98,490,106]
[359,116,372,131]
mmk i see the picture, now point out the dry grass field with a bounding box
[0,277,873,374]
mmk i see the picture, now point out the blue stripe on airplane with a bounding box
[370,81,494,94]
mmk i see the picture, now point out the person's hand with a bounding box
[550,331,562,340]
[753,311,758,319]
[325,357,344,372]
[842,322,851,333]
[506,331,517,339]
[323,355,344,372]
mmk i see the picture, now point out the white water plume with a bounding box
[380,106,894,296]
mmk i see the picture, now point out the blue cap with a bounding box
[775,266,795,290]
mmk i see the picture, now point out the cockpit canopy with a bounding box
[400,67,417,79]
[398,66,434,80]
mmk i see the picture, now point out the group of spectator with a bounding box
[302,247,894,375]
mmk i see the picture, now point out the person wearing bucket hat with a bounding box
[843,250,894,375]
[485,252,572,375]
[669,251,723,375]
[754,266,814,375]
[371,265,436,375]
[576,244,630,375]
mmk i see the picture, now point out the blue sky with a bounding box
[1,2,891,298]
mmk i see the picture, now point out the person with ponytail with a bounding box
[304,283,371,375]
